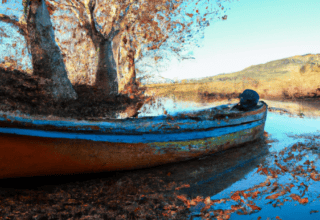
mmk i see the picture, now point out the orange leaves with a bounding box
[176,195,214,214]
[148,45,158,50]
[204,196,211,205]
[269,168,278,178]
[186,21,194,27]
[289,194,308,204]
[157,15,164,21]
[303,160,311,165]
[310,172,320,181]
[265,189,287,200]
[192,196,204,203]
[283,154,294,162]
[154,56,161,62]
[262,167,268,175]
[186,13,193,18]
[231,191,242,202]
[176,195,187,203]
[256,165,279,178]
[275,162,288,173]
[222,15,227,20]
[247,204,261,211]
[175,184,190,191]
[45,1,55,16]
[248,190,261,199]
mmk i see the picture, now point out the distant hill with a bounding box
[141,54,320,86]
[187,53,320,83]
[140,75,175,85]
[145,53,320,101]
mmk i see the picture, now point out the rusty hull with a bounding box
[0,124,265,179]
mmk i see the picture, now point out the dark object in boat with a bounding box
[233,89,259,111]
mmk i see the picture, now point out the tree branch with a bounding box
[49,0,76,11]
[107,26,121,40]
[117,3,133,28]
[0,13,27,36]
[117,3,139,35]
[147,35,169,51]
[86,0,99,36]
[63,0,87,27]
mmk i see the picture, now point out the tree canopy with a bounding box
[0,0,233,101]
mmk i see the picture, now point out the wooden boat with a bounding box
[0,101,267,179]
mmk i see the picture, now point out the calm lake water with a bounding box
[1,97,319,219]
[138,97,320,219]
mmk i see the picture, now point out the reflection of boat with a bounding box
[0,101,267,179]
[175,137,269,197]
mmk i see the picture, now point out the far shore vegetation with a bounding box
[1,53,319,111]
[144,54,320,102]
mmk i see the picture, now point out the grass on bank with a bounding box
[1,53,319,101]
[145,63,320,101]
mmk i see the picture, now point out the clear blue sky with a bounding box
[160,0,320,80]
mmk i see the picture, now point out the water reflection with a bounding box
[137,97,221,118]
[175,137,269,198]
[134,97,320,219]
[109,97,214,119]
[112,96,234,119]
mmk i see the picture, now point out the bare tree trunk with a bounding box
[94,39,118,95]
[112,31,122,83]
[125,46,138,93]
[27,0,77,101]
[116,33,138,95]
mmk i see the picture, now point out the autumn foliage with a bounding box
[1,0,232,103]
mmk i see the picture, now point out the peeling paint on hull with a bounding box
[0,102,267,179]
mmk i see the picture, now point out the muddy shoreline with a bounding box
[1,67,319,120]
[0,67,146,120]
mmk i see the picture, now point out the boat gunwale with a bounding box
[0,101,267,135]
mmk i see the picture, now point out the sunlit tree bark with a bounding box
[50,0,175,96]
[49,0,121,95]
